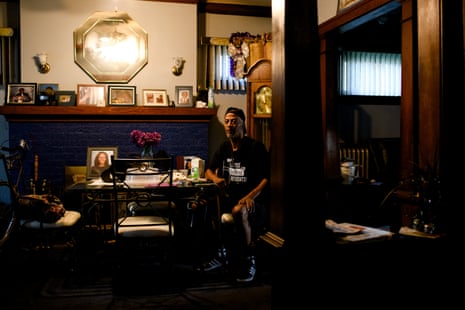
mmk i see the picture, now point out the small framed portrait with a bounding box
[56,91,76,106]
[108,85,136,106]
[37,83,59,105]
[143,89,168,107]
[337,0,362,13]
[87,146,118,179]
[77,84,107,107]
[39,83,59,93]
[6,83,37,105]
[175,85,193,107]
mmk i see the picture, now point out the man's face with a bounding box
[224,113,244,139]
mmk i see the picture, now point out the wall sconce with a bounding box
[172,57,185,76]
[37,53,50,74]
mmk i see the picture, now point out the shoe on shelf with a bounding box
[236,256,256,283]
[196,257,223,272]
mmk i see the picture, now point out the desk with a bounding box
[64,179,219,242]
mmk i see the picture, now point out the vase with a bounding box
[140,145,154,159]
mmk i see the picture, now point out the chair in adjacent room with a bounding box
[109,156,176,294]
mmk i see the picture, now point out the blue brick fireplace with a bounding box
[7,122,209,195]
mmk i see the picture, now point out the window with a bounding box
[338,51,401,96]
[199,37,247,92]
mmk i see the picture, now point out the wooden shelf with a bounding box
[0,105,218,122]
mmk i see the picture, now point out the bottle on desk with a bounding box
[191,167,199,180]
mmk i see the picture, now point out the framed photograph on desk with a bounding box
[87,146,118,179]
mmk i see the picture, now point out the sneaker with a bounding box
[236,257,256,283]
[197,257,223,272]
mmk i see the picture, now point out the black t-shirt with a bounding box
[208,136,270,208]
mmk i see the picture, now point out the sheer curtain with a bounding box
[339,51,401,96]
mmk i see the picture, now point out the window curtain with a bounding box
[199,37,247,91]
[339,51,401,96]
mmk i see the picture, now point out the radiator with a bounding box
[339,146,370,179]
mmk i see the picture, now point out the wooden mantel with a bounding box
[0,106,218,122]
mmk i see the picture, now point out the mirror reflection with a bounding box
[74,11,148,83]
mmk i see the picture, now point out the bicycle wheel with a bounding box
[0,181,18,249]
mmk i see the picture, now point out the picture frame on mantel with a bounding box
[108,85,136,106]
[56,91,76,106]
[143,89,168,107]
[175,85,193,107]
[77,84,106,107]
[6,83,37,105]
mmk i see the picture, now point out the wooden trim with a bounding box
[141,1,271,17]
[319,0,399,36]
[0,106,218,122]
[337,95,401,105]
[198,3,271,17]
[141,0,197,4]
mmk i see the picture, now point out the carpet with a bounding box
[40,262,271,299]
[41,274,112,297]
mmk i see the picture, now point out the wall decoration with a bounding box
[6,83,36,105]
[337,0,363,13]
[143,89,168,107]
[39,83,58,93]
[74,11,148,83]
[108,85,136,106]
[174,86,193,107]
[77,84,106,107]
[56,91,76,106]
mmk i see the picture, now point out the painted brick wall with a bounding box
[8,122,209,195]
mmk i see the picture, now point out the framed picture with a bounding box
[142,89,168,107]
[6,83,37,105]
[39,83,59,93]
[77,84,106,107]
[337,0,363,13]
[56,91,76,106]
[86,146,118,179]
[108,85,136,106]
[175,85,193,107]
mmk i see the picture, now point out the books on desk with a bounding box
[326,219,394,244]
[398,226,444,239]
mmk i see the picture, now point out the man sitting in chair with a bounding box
[200,107,270,283]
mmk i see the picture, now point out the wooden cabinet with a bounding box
[245,58,271,150]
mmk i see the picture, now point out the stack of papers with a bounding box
[326,219,394,244]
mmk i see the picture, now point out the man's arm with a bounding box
[238,178,268,211]
[205,168,225,186]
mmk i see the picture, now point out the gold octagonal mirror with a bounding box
[74,11,148,83]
